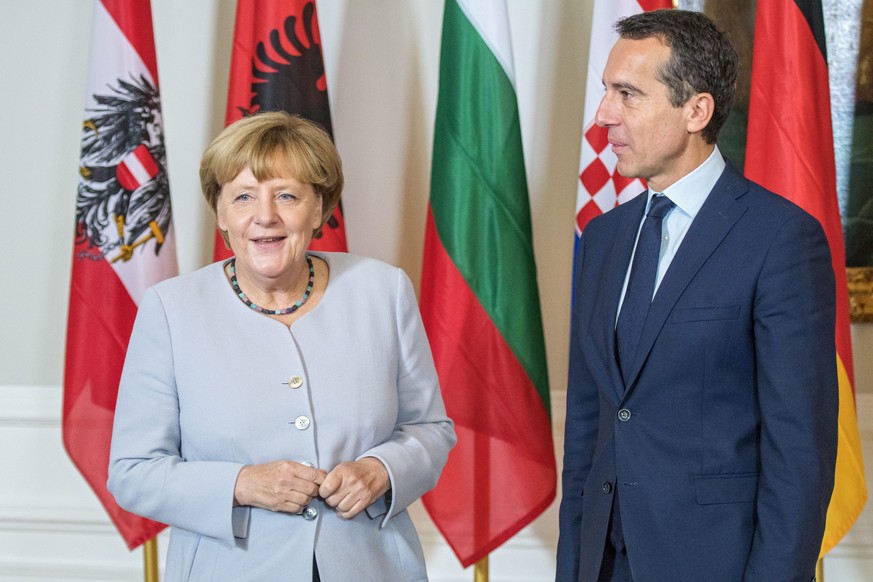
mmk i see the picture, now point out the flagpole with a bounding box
[143,537,159,582]
[816,558,824,581]
[474,556,488,582]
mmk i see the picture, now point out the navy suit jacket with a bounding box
[557,164,838,582]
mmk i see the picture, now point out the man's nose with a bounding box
[594,94,616,127]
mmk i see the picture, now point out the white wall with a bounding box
[0,1,870,580]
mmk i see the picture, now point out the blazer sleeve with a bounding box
[744,211,838,580]
[358,268,456,527]
[107,287,247,545]
[556,234,603,581]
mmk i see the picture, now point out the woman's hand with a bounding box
[234,461,327,514]
[319,457,390,519]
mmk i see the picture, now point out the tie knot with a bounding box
[647,194,674,220]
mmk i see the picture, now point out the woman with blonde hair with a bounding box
[109,111,455,581]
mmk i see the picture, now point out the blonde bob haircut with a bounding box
[200,111,344,245]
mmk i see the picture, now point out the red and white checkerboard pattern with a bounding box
[575,0,671,236]
[576,122,645,234]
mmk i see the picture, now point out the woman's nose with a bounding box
[254,198,278,224]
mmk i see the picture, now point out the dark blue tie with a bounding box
[616,194,675,384]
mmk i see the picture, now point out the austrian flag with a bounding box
[63,0,177,550]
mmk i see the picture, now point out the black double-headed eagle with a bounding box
[78,74,171,262]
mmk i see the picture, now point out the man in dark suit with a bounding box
[557,10,838,582]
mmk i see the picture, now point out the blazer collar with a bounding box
[590,191,648,403]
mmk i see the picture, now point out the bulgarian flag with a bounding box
[420,0,554,567]
[574,0,672,256]
[213,0,347,261]
[745,0,867,556]
[64,0,177,549]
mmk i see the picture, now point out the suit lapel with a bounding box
[591,192,647,402]
[622,167,750,394]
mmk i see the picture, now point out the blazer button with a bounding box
[294,415,311,430]
[288,375,304,389]
[302,506,318,521]
[601,481,612,494]
[617,408,631,422]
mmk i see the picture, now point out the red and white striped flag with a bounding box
[63,0,176,549]
[574,0,672,250]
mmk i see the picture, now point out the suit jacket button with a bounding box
[617,408,631,422]
[302,506,318,521]
[601,481,612,494]
[288,375,304,389]
[294,416,311,430]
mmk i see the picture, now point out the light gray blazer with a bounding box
[108,252,455,581]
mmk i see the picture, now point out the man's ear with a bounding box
[686,92,715,135]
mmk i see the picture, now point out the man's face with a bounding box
[596,37,696,192]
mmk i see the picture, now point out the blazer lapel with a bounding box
[622,167,750,394]
[591,192,647,402]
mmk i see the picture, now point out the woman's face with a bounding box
[217,166,322,284]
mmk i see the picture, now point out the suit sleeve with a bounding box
[107,287,247,544]
[359,268,456,527]
[744,212,838,580]
[557,236,603,581]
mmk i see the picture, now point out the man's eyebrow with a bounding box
[604,80,644,95]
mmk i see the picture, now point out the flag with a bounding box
[213,0,346,261]
[745,0,867,556]
[64,0,177,549]
[574,0,672,256]
[419,0,554,567]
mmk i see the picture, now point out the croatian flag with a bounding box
[574,0,672,257]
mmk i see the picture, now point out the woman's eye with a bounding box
[235,193,252,202]
[277,192,296,201]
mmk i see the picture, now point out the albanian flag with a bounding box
[213,0,347,261]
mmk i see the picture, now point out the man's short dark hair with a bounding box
[616,9,739,144]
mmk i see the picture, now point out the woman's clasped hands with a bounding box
[233,457,390,519]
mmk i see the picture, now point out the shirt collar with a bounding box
[647,147,725,219]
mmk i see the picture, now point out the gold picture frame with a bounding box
[848,268,873,322]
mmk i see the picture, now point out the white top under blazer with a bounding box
[108,252,456,581]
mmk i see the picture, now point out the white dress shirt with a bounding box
[617,147,727,319]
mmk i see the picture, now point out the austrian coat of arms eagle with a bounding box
[77,74,172,263]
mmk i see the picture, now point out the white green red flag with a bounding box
[63,0,176,549]
[213,0,347,261]
[420,0,554,567]
[575,0,672,255]
[745,0,866,555]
